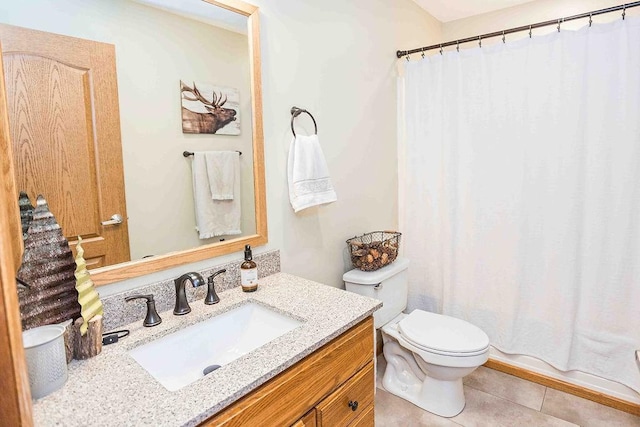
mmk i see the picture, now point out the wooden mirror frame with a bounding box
[80,0,266,286]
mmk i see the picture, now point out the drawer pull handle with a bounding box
[348,400,359,411]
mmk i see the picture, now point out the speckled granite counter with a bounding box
[32,273,382,426]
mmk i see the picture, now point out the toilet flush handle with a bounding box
[373,282,382,290]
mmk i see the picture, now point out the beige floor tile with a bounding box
[541,388,640,427]
[464,366,547,410]
[450,386,578,427]
[375,388,463,427]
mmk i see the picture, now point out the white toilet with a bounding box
[343,258,489,417]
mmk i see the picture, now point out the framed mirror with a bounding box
[0,0,267,286]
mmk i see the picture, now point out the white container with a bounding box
[22,324,68,399]
[343,257,410,329]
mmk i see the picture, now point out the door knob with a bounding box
[101,214,123,226]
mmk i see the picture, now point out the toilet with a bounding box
[343,258,489,417]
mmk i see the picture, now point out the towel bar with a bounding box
[290,106,317,137]
[183,151,242,157]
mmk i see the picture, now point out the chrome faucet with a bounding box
[173,272,205,315]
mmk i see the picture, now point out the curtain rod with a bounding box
[396,2,640,58]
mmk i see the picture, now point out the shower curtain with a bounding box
[401,17,640,393]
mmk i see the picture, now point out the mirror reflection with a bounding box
[1,0,256,270]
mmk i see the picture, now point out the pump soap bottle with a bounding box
[240,244,258,292]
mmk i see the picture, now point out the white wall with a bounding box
[254,0,440,287]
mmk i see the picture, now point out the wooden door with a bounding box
[0,23,130,268]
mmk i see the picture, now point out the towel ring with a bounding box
[290,106,318,137]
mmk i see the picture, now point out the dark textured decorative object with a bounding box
[16,195,81,330]
[18,191,34,240]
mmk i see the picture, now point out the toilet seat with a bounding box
[398,310,489,357]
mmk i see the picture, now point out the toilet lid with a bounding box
[398,310,489,354]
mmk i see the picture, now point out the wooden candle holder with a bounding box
[73,315,103,360]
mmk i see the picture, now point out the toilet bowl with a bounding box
[343,258,489,418]
[381,312,489,417]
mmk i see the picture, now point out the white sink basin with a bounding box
[128,302,303,391]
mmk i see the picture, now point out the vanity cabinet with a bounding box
[202,317,375,427]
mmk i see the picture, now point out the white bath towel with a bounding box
[205,151,236,200]
[287,134,337,213]
[192,152,241,238]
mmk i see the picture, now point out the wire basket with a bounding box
[346,231,401,271]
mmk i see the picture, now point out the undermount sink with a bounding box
[128,302,303,391]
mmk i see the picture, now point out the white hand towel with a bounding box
[287,134,337,213]
[205,151,237,200]
[192,152,241,239]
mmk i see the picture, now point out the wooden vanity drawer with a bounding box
[349,404,374,426]
[203,317,373,426]
[316,361,374,427]
[291,409,317,427]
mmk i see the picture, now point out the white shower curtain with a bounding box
[401,17,640,393]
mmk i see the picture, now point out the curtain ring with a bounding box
[478,35,482,48]
[405,54,410,62]
[439,44,443,55]
[421,48,425,59]
[502,30,506,44]
[529,25,532,38]
[589,13,593,27]
[623,4,626,20]
[557,19,561,32]
[456,40,460,52]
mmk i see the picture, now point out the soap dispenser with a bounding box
[240,244,258,292]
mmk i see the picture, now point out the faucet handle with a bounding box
[125,294,162,327]
[205,269,226,305]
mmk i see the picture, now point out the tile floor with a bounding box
[375,355,640,427]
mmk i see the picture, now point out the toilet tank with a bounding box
[343,257,410,329]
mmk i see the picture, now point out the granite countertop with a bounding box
[32,273,382,426]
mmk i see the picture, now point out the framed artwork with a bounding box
[180,80,240,135]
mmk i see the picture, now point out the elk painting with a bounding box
[180,81,240,135]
